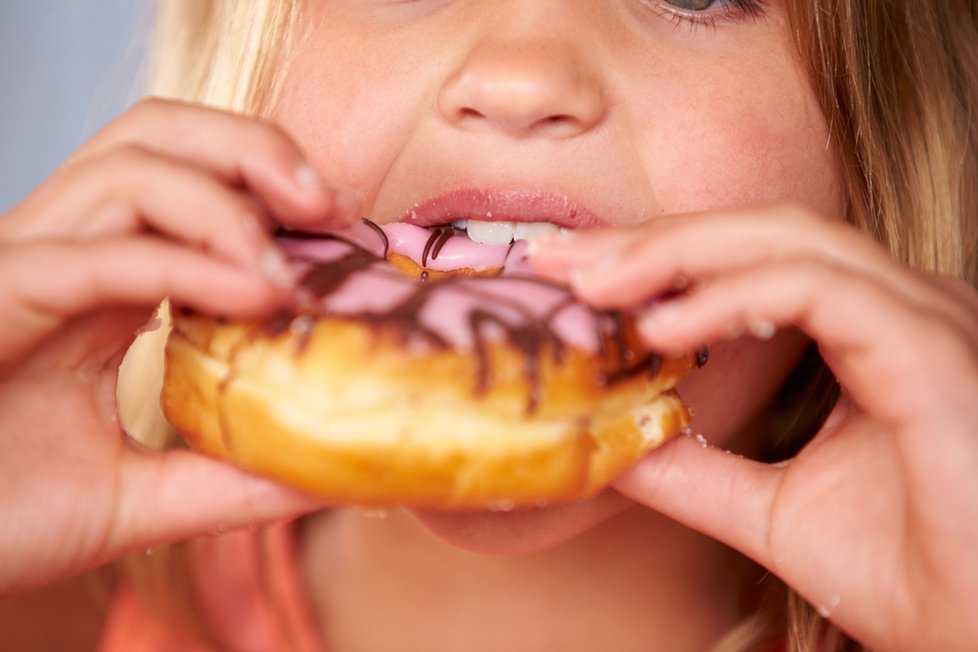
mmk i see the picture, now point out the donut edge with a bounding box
[161,314,692,510]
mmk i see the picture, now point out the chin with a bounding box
[406,489,634,555]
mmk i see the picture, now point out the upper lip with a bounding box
[395,187,608,230]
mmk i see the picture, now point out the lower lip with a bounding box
[401,188,606,229]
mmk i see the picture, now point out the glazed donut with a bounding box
[161,220,698,510]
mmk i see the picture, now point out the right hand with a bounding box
[0,98,356,595]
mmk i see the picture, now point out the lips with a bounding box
[276,187,605,276]
[376,187,603,273]
[396,187,608,230]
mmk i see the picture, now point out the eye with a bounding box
[649,0,768,28]
[663,0,715,8]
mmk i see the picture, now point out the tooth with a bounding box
[451,219,469,229]
[513,222,559,242]
[466,220,515,245]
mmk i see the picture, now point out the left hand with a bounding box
[531,203,978,651]
[0,99,355,595]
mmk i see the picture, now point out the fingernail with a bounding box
[261,247,294,288]
[747,319,776,340]
[638,301,684,333]
[525,230,571,257]
[295,163,326,193]
[569,252,621,289]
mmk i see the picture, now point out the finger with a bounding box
[71,98,360,228]
[0,238,287,364]
[636,257,976,432]
[927,273,978,323]
[529,226,643,284]
[613,429,897,640]
[613,434,782,570]
[109,446,326,557]
[532,205,900,307]
[634,254,978,598]
[9,145,293,278]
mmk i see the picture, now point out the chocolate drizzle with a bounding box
[696,347,710,368]
[363,219,389,252]
[468,308,563,414]
[421,226,461,267]
[264,223,671,414]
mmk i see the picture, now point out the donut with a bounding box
[161,220,698,510]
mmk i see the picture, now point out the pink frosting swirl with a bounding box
[276,221,611,355]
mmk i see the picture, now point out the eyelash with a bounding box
[649,0,768,31]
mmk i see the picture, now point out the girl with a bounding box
[1,1,976,650]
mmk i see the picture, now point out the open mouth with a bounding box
[277,187,597,277]
[384,186,601,268]
[445,218,564,246]
[394,217,567,274]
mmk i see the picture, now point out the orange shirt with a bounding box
[97,522,324,652]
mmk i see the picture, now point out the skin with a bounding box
[274,0,831,555]
[0,1,976,650]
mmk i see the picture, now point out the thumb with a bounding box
[112,447,326,555]
[613,433,782,569]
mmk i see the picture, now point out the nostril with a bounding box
[456,108,584,138]
[458,107,484,121]
[530,114,587,138]
[540,115,571,126]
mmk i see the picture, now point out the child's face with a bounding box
[273,0,842,552]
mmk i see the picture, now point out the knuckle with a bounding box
[74,98,174,161]
[63,143,156,185]
[127,96,171,122]
[785,255,832,282]
[939,275,977,300]
[103,98,170,141]
[96,143,159,174]
[247,119,300,161]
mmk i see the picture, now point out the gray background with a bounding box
[0,1,149,213]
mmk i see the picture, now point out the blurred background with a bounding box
[0,1,149,213]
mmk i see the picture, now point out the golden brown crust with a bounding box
[385,253,500,280]
[162,310,692,510]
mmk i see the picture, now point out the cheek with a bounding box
[678,330,811,448]
[273,25,427,193]
[630,56,842,218]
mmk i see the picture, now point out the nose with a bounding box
[438,36,607,139]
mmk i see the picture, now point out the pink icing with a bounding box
[382,222,532,273]
[276,222,607,354]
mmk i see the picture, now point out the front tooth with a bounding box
[466,220,515,245]
[513,222,560,242]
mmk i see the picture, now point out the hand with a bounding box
[0,98,357,595]
[532,204,978,651]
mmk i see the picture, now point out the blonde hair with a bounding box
[149,0,299,114]
[126,1,978,650]
[788,1,978,284]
